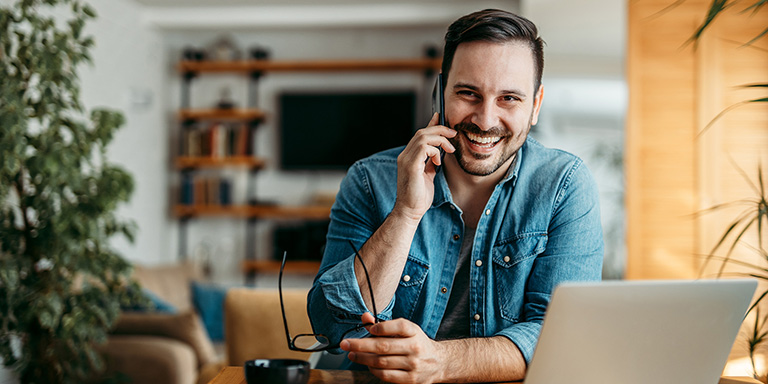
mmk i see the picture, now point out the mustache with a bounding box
[452,122,509,137]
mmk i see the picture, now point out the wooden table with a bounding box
[208,366,762,384]
[208,366,521,384]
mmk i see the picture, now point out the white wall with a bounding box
[76,0,172,265]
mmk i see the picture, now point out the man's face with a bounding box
[444,40,543,177]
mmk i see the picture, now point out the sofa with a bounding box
[100,262,226,384]
[224,288,316,365]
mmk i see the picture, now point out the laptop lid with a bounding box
[524,279,757,384]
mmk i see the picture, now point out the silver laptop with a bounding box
[524,279,757,384]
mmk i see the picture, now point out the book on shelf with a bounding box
[181,122,252,158]
[179,175,234,206]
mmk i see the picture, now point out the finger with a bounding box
[426,112,440,128]
[361,312,376,325]
[404,130,455,160]
[361,312,377,333]
[369,318,420,338]
[347,351,414,370]
[341,336,415,355]
[418,124,457,140]
[368,367,415,384]
[425,144,445,167]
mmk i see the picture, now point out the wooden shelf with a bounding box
[174,204,332,220]
[178,108,266,121]
[250,205,332,220]
[178,58,442,73]
[242,260,321,275]
[175,156,266,169]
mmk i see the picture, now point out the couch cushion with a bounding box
[191,281,227,342]
[103,335,197,384]
[132,262,201,312]
[112,311,216,368]
[225,288,313,365]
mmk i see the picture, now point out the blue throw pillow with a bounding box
[122,286,177,313]
[191,281,227,342]
[144,288,177,313]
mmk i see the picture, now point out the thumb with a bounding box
[361,312,376,325]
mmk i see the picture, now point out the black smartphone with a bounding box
[432,73,445,126]
[429,73,446,167]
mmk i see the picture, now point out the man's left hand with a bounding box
[340,313,445,384]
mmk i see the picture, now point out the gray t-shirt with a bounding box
[435,226,475,340]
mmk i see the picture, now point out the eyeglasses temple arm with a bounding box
[349,240,379,322]
[279,251,294,347]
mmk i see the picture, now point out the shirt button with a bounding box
[503,256,511,263]
[475,260,483,267]
[441,287,448,293]
[474,314,481,321]
[453,234,460,241]
[402,275,411,282]
[485,209,491,215]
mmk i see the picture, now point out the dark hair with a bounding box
[442,9,545,92]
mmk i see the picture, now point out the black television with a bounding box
[279,91,417,170]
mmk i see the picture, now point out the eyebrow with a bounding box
[453,82,528,98]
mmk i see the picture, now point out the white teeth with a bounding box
[466,132,501,145]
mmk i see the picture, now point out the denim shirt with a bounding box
[307,137,604,365]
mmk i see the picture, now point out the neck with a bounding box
[443,154,514,227]
[443,153,514,194]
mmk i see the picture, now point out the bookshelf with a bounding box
[174,54,441,281]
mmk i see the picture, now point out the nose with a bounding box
[469,100,500,131]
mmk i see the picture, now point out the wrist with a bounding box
[390,202,425,228]
[433,339,451,383]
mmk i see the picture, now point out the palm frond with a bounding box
[730,156,762,196]
[746,289,768,318]
[698,99,767,136]
[741,0,767,14]
[645,0,688,21]
[718,216,760,276]
[701,254,768,274]
[688,0,732,47]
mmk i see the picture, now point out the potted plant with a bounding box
[691,0,768,381]
[0,0,144,382]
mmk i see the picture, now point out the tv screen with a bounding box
[279,91,417,170]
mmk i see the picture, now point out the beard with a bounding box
[448,119,531,177]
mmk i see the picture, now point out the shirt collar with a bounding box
[431,140,524,208]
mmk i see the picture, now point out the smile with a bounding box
[465,132,502,148]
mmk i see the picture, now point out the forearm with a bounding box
[436,336,526,383]
[356,206,421,314]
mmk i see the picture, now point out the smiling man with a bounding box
[307,9,603,384]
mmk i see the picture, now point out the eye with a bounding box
[457,90,479,100]
[501,95,521,103]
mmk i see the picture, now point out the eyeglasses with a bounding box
[279,240,380,352]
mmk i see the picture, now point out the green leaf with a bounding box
[0,0,137,381]
[82,5,96,18]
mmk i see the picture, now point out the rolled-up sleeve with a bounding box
[307,162,396,348]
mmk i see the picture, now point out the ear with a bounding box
[530,84,544,126]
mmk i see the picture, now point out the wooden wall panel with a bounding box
[626,0,702,279]
[627,0,767,280]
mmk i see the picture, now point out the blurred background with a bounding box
[3,0,767,382]
[49,0,626,285]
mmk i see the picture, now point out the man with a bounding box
[307,9,603,384]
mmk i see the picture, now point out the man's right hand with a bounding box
[393,112,456,223]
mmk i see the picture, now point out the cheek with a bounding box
[444,100,472,125]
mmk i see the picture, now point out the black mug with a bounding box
[244,359,310,384]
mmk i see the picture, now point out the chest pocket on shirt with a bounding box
[492,234,547,322]
[393,257,429,320]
